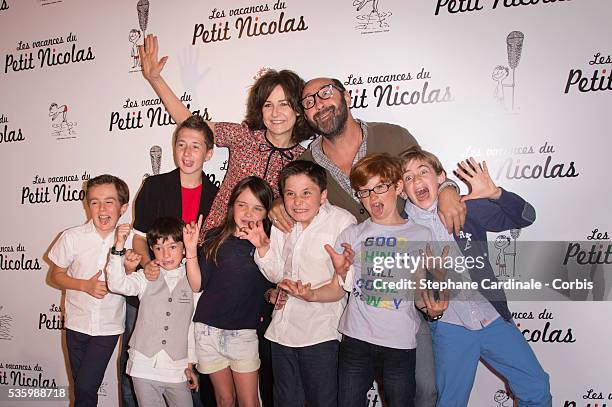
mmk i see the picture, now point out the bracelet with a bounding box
[110,246,126,256]
[185,254,198,260]
[415,303,443,322]
[426,313,443,322]
[263,288,273,303]
[438,179,460,194]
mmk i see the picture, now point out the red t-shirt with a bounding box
[181,184,202,224]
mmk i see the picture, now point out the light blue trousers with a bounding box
[430,318,552,407]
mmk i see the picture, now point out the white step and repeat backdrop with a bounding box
[1,0,611,406]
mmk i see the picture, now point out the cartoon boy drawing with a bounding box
[494,235,511,277]
[353,0,391,30]
[129,29,141,69]
[492,65,511,107]
[493,389,512,407]
[49,103,76,138]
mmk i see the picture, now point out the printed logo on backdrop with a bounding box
[109,92,211,132]
[492,389,512,407]
[144,145,162,178]
[128,0,150,73]
[1,0,9,12]
[513,308,576,344]
[0,243,41,272]
[0,306,14,341]
[4,32,94,74]
[39,303,64,331]
[21,172,90,205]
[128,29,142,72]
[493,229,521,279]
[561,229,611,301]
[435,0,570,15]
[192,1,308,45]
[98,381,108,397]
[564,388,612,407]
[366,382,382,406]
[0,362,60,387]
[49,103,77,139]
[41,0,62,6]
[492,31,524,111]
[564,52,612,94]
[464,141,579,182]
[352,0,392,34]
[0,113,25,144]
[343,67,453,110]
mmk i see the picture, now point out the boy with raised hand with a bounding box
[48,174,131,407]
[243,160,356,407]
[279,153,445,407]
[400,147,551,407]
[106,217,198,407]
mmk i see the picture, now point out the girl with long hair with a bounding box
[183,177,278,407]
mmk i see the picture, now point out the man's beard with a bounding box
[308,102,348,139]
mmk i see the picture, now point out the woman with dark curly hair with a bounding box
[139,34,312,238]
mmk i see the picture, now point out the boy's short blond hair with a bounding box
[399,147,446,175]
[350,153,403,190]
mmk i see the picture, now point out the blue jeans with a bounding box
[338,335,416,407]
[430,318,551,407]
[271,340,338,407]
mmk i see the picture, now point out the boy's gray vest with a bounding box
[130,273,194,359]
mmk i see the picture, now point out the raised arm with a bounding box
[106,225,146,296]
[139,34,215,129]
[456,158,535,231]
[184,215,203,292]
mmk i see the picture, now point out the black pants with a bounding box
[257,308,274,407]
[271,340,339,407]
[66,329,119,407]
[338,335,416,407]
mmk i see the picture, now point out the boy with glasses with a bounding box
[280,153,445,407]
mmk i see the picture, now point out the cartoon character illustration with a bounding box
[492,31,525,111]
[97,382,108,396]
[492,65,511,106]
[493,389,512,407]
[129,29,142,69]
[494,235,511,277]
[49,103,76,138]
[353,0,392,31]
[0,306,13,341]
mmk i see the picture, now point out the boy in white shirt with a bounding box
[244,160,356,407]
[280,154,446,407]
[106,216,199,406]
[48,174,130,407]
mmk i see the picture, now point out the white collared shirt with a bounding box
[48,220,126,336]
[255,202,356,347]
[106,257,199,383]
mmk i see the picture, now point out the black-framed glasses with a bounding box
[354,182,393,199]
[300,84,344,110]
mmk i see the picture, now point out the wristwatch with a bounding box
[110,246,126,256]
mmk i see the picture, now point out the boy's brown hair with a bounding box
[86,174,129,205]
[399,147,446,175]
[173,115,214,150]
[147,217,185,248]
[349,153,403,190]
